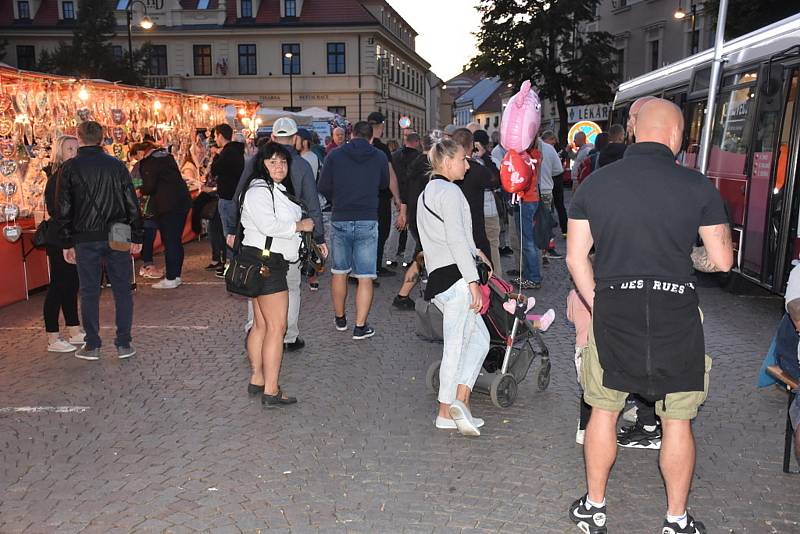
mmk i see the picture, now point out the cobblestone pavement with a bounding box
[0,231,798,533]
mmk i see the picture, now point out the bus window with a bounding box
[707,86,755,180]
[683,101,705,168]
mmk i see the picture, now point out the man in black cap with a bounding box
[367,111,404,277]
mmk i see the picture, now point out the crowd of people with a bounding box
[39,96,739,534]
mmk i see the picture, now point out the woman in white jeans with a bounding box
[417,137,491,436]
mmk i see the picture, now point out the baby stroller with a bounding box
[417,276,551,408]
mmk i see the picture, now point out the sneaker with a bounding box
[546,249,565,259]
[569,494,607,534]
[435,415,484,429]
[117,345,136,359]
[48,339,77,353]
[352,324,375,340]
[662,513,706,534]
[386,260,399,267]
[617,420,662,450]
[152,278,181,289]
[67,331,86,346]
[448,400,480,436]
[215,266,226,278]
[205,262,223,270]
[499,246,514,256]
[284,337,305,352]
[377,267,396,277]
[392,295,415,311]
[75,347,101,361]
[309,282,319,291]
[138,265,163,279]
[335,315,347,331]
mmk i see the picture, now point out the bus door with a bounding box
[741,62,800,291]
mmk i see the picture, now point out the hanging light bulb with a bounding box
[154,100,162,110]
[238,107,246,116]
[201,102,209,111]
[78,86,89,102]
[255,117,263,125]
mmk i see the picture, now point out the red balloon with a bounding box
[500,150,534,194]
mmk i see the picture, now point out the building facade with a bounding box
[1,0,437,137]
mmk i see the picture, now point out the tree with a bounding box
[35,0,151,84]
[470,0,618,144]
[703,0,798,41]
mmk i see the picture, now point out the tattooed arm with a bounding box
[696,223,734,273]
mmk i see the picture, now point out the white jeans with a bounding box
[243,261,301,344]
[434,279,490,405]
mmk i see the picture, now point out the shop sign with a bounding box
[568,120,603,145]
[398,116,411,128]
[567,103,611,124]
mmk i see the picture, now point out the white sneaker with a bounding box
[448,400,480,436]
[152,278,181,289]
[48,339,77,353]
[67,331,86,346]
[435,415,484,430]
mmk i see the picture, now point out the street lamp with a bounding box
[284,52,294,112]
[674,1,699,55]
[126,0,155,73]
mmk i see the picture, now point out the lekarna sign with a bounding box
[398,116,411,129]
[567,103,611,124]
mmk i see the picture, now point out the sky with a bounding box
[386,0,482,81]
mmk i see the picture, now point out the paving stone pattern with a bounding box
[0,231,798,533]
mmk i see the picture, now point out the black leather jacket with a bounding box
[57,145,143,246]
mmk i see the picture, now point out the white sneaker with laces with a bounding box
[48,339,77,353]
[435,415,484,429]
[152,278,181,289]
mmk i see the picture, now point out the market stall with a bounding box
[0,64,252,307]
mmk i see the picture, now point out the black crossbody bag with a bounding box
[422,190,491,285]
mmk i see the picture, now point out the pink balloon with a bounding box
[500,81,542,153]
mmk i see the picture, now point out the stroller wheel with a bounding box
[537,358,551,391]
[426,359,442,394]
[490,373,518,408]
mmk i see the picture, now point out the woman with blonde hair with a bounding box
[417,136,491,436]
[42,135,84,352]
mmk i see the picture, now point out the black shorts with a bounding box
[593,279,705,398]
[239,246,289,296]
[408,223,423,256]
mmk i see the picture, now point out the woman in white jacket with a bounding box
[417,137,492,436]
[238,143,314,407]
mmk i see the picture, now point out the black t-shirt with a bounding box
[373,138,393,200]
[569,142,728,288]
[457,160,492,262]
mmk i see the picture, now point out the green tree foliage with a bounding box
[703,0,799,40]
[35,0,151,85]
[470,0,618,144]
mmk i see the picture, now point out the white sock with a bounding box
[643,424,657,432]
[666,511,688,528]
[585,496,605,509]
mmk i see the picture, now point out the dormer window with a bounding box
[17,1,31,19]
[285,0,296,17]
[62,1,75,19]
[240,0,252,18]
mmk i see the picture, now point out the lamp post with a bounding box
[284,52,294,112]
[126,0,154,73]
[674,1,699,55]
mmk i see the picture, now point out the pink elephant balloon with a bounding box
[500,80,541,153]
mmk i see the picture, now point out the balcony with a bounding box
[144,75,185,91]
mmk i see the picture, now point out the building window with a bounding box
[193,45,212,76]
[16,45,35,69]
[614,48,625,80]
[284,0,296,17]
[649,40,660,71]
[149,45,168,76]
[112,45,124,62]
[282,43,300,75]
[238,44,257,75]
[240,0,252,17]
[327,43,345,74]
[62,1,75,19]
[328,106,346,117]
[17,1,31,19]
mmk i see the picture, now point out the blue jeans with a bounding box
[75,241,134,349]
[157,208,188,280]
[330,220,378,278]
[217,198,238,237]
[515,201,542,283]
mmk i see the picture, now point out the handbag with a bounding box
[224,183,276,298]
[32,219,51,248]
[423,190,490,285]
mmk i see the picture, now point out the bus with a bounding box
[613,14,800,294]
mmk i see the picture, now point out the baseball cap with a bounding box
[296,128,312,141]
[367,111,385,124]
[473,130,490,145]
[273,117,298,136]
[443,124,457,136]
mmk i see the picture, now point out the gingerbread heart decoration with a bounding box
[15,92,29,115]
[0,160,17,177]
[0,141,13,158]
[3,203,19,220]
[112,126,125,143]
[0,116,12,137]
[77,108,92,122]
[111,108,125,125]
[3,225,22,242]
[0,95,12,114]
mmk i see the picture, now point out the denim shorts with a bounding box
[330,220,378,278]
